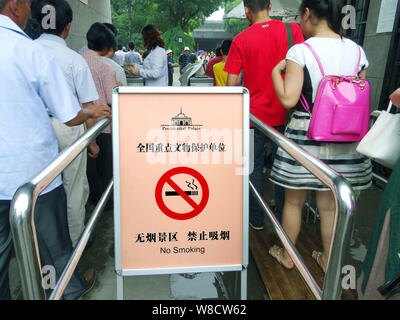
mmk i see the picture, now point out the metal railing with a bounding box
[250,114,357,300]
[10,119,111,300]
[10,113,358,300]
[49,180,113,300]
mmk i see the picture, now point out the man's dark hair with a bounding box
[103,22,118,36]
[24,17,43,39]
[33,0,73,35]
[243,0,271,13]
[215,46,222,57]
[87,22,116,52]
[128,41,135,50]
[220,40,232,56]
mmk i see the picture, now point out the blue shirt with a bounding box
[167,56,175,74]
[125,50,142,65]
[0,15,81,200]
[179,53,196,71]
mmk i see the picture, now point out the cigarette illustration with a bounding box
[165,191,199,197]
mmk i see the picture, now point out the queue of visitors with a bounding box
[208,0,374,275]
[0,0,111,300]
[0,0,386,300]
[0,0,170,300]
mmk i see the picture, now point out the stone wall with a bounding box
[65,0,111,52]
[363,0,396,110]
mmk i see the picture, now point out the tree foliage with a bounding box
[111,0,224,55]
[223,0,249,36]
[162,27,195,61]
[154,0,224,32]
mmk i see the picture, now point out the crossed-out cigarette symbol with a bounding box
[165,179,199,197]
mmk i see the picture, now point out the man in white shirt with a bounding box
[114,44,126,66]
[0,0,110,300]
[33,0,103,247]
[102,46,128,86]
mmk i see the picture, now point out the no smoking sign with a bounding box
[155,167,209,221]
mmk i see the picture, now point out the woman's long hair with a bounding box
[142,25,165,51]
[300,0,344,35]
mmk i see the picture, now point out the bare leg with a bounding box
[271,188,307,268]
[315,191,336,271]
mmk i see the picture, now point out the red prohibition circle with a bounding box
[155,167,209,221]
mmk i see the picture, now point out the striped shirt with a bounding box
[81,49,118,134]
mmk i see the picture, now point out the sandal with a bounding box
[269,245,294,270]
[312,251,327,274]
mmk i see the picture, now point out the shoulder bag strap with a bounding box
[299,42,327,114]
[303,42,326,77]
[387,102,394,113]
[285,23,294,49]
[354,45,362,76]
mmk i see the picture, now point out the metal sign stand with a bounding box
[112,87,250,301]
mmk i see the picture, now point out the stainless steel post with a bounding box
[250,114,356,300]
[10,119,110,300]
[49,180,113,300]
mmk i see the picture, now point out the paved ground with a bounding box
[173,67,180,86]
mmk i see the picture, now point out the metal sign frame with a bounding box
[112,87,250,300]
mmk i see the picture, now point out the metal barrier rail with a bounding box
[49,180,113,300]
[250,114,356,300]
[10,119,111,300]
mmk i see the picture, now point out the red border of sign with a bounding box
[155,167,209,221]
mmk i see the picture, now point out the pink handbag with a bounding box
[299,42,371,142]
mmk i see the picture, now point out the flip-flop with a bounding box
[312,251,326,274]
[269,245,294,270]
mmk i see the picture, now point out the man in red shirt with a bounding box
[225,0,304,230]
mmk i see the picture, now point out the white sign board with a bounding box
[377,0,399,33]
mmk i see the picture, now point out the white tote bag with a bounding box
[357,102,400,169]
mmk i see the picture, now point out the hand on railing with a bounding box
[86,104,112,120]
[65,104,111,127]
[88,141,100,159]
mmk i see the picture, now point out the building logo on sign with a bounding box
[161,108,203,131]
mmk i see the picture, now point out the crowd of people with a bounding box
[218,0,373,273]
[205,0,376,275]
[0,0,398,300]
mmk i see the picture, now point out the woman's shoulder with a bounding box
[305,36,360,49]
[289,37,362,57]
[154,46,166,53]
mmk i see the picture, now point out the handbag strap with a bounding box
[387,102,394,113]
[300,94,311,112]
[303,42,325,77]
[299,42,363,113]
[354,45,362,76]
[303,42,362,77]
